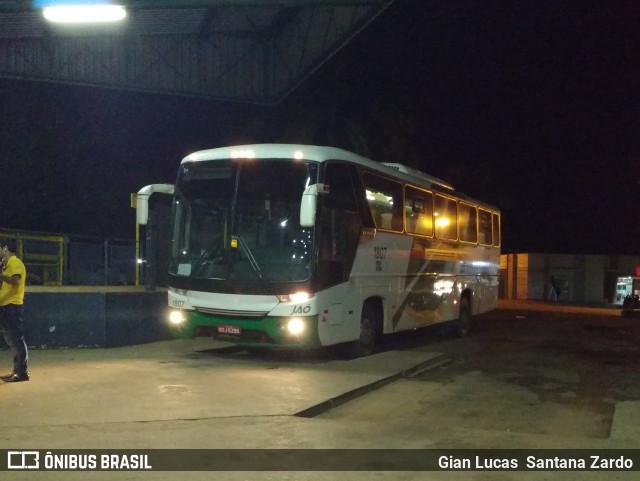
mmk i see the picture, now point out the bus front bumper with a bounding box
[168,309,320,348]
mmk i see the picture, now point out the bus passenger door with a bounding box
[316,162,361,344]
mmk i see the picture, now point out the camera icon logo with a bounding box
[7,451,40,470]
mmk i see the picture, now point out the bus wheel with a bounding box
[348,303,380,358]
[457,297,472,337]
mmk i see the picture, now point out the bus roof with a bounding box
[184,144,368,164]
[183,144,498,211]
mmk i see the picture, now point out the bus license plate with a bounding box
[217,325,241,336]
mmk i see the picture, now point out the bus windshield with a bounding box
[169,158,318,283]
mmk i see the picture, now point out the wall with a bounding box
[501,253,640,304]
[0,287,171,349]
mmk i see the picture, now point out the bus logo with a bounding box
[8,451,40,470]
[291,305,311,314]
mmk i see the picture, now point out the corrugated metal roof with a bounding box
[0,4,288,37]
[0,11,45,37]
[0,1,394,103]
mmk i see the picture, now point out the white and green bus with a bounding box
[137,144,500,356]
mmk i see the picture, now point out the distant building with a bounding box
[500,253,640,304]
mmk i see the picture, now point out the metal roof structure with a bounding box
[0,0,393,104]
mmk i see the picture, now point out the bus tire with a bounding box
[348,303,381,358]
[457,296,472,337]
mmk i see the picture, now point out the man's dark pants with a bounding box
[0,304,28,376]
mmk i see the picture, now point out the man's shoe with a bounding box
[0,372,16,382]
[2,373,29,383]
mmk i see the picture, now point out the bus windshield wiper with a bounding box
[235,234,263,280]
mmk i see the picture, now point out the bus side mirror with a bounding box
[136,194,150,226]
[301,183,329,227]
[136,184,175,225]
[300,184,318,227]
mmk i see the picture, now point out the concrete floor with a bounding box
[1,301,639,480]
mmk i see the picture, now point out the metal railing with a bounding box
[0,228,139,286]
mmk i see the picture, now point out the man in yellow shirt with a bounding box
[0,238,29,382]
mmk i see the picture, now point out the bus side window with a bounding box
[362,172,403,232]
[405,186,433,236]
[478,209,493,246]
[434,194,458,240]
[492,212,501,247]
[458,202,478,243]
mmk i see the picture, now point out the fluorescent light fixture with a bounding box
[42,5,126,24]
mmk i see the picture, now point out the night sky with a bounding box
[1,0,639,255]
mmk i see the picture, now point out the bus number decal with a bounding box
[291,305,311,315]
[374,246,387,271]
[172,300,184,308]
[373,247,387,259]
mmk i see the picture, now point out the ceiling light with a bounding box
[42,5,127,24]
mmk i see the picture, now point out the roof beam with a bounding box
[126,1,387,6]
[0,0,387,12]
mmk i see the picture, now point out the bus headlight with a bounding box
[277,291,310,303]
[169,310,186,325]
[286,318,305,336]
